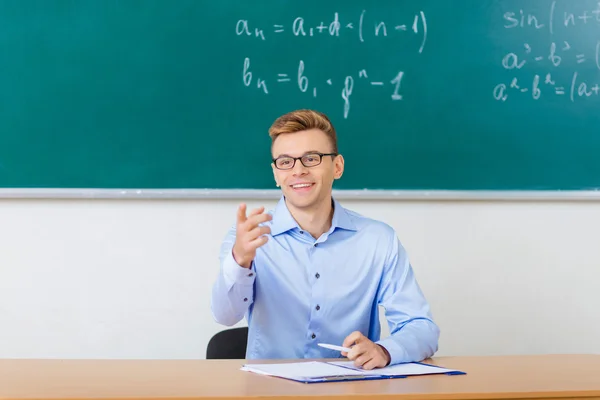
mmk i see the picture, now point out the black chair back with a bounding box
[206,327,249,359]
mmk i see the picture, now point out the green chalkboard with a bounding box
[1,0,600,191]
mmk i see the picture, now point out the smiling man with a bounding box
[210,109,439,369]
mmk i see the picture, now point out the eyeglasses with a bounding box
[272,152,338,170]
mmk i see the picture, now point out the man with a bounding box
[211,109,439,369]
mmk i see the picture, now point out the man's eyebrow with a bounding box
[275,150,323,158]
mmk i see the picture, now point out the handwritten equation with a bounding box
[236,10,426,119]
[503,0,600,34]
[493,72,600,103]
[498,41,600,70]
[494,1,600,103]
[243,58,404,118]
[236,10,427,52]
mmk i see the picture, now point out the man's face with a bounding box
[271,129,344,211]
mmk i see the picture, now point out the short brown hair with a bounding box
[268,109,338,153]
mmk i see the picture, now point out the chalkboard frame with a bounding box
[3,0,600,199]
[1,188,600,200]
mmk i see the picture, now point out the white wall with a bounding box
[0,198,598,359]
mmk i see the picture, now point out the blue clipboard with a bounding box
[241,360,466,384]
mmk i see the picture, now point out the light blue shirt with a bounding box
[210,197,439,365]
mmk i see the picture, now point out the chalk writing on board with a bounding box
[494,1,600,103]
[236,10,427,53]
[243,58,405,118]
[236,10,423,119]
[503,1,600,35]
[493,38,600,101]
[499,41,598,71]
[493,71,600,103]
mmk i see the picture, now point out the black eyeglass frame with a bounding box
[272,152,338,170]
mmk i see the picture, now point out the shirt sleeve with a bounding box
[210,225,256,326]
[375,232,440,365]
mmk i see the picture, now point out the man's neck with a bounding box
[286,197,334,240]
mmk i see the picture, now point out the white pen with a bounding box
[318,343,352,352]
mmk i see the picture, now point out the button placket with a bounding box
[308,241,321,347]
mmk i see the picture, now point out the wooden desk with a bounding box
[0,355,598,400]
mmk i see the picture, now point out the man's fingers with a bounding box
[247,226,271,241]
[237,205,268,228]
[247,235,269,249]
[237,203,247,225]
[353,354,373,369]
[244,213,273,230]
[362,358,379,370]
[247,206,265,217]
[346,343,366,360]
[342,331,364,348]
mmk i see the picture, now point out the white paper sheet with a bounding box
[241,360,464,383]
[328,360,461,376]
[241,361,365,380]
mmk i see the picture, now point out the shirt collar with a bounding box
[331,198,357,232]
[270,196,357,236]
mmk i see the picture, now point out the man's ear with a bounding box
[271,163,280,187]
[334,154,344,180]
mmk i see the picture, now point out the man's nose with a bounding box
[292,159,308,176]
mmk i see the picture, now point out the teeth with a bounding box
[292,183,312,188]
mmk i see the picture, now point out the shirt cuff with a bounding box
[376,337,408,366]
[222,250,256,287]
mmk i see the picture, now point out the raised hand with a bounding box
[232,204,272,269]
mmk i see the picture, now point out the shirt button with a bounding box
[299,231,304,234]
[243,298,248,302]
[311,333,316,339]
[315,273,320,279]
[314,243,318,247]
[315,305,320,311]
[248,272,254,277]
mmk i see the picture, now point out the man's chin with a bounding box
[284,191,318,209]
